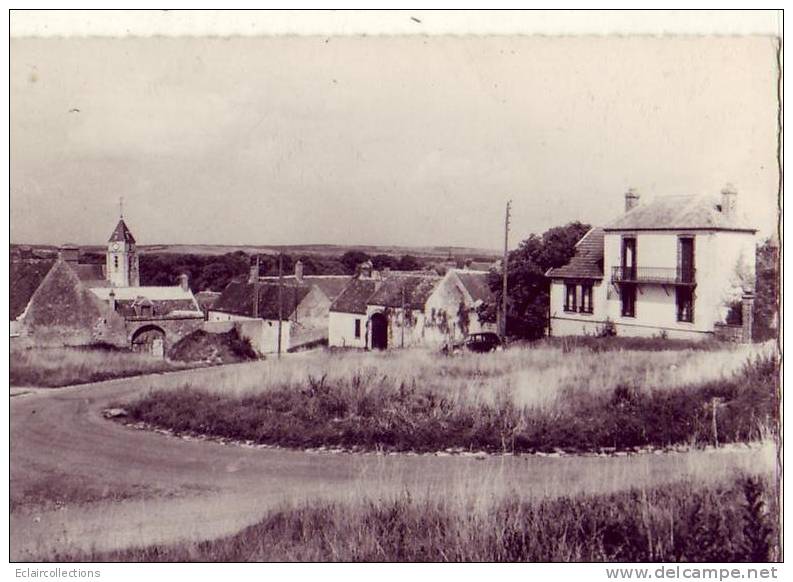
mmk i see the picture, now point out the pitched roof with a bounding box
[10,259,55,319]
[366,274,441,309]
[605,195,756,232]
[108,219,136,243]
[546,228,605,280]
[211,281,312,320]
[91,286,201,317]
[70,263,108,287]
[454,271,495,303]
[330,278,379,314]
[23,260,118,330]
[261,275,351,302]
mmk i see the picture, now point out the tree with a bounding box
[372,254,399,271]
[397,254,422,271]
[340,250,372,274]
[753,237,779,341]
[479,221,591,340]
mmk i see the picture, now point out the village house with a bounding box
[546,186,757,341]
[10,215,204,355]
[207,259,335,354]
[329,262,496,349]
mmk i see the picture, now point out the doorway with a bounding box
[370,312,388,350]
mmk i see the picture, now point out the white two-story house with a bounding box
[547,186,757,341]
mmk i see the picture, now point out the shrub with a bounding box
[121,350,778,453]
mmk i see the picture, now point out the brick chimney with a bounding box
[59,244,79,263]
[178,273,189,292]
[625,188,640,212]
[721,183,737,219]
[249,256,260,284]
[295,259,304,283]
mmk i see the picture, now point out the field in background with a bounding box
[118,340,778,453]
[51,474,779,562]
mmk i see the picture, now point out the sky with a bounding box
[10,35,780,250]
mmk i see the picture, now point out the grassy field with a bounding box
[119,340,778,453]
[50,474,779,562]
[9,345,194,388]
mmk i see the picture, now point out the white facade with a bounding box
[328,311,367,348]
[550,229,756,340]
[329,269,495,350]
[206,311,293,353]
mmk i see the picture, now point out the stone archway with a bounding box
[130,325,167,357]
[370,312,388,350]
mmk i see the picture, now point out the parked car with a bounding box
[464,332,503,353]
[442,332,503,355]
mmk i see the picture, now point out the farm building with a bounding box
[10,215,204,354]
[208,259,349,354]
[546,186,757,341]
[329,265,496,349]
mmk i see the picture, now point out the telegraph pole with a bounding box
[277,254,283,359]
[501,200,512,340]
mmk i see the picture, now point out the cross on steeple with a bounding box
[119,196,124,218]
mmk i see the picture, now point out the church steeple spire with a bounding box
[106,202,139,287]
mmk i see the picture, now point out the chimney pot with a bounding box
[721,183,737,218]
[625,188,640,213]
[178,273,190,292]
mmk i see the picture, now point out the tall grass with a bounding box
[121,344,778,453]
[9,346,192,387]
[51,474,779,562]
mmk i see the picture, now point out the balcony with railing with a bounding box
[611,266,696,286]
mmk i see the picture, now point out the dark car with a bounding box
[463,332,503,353]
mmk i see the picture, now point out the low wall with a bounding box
[714,323,745,343]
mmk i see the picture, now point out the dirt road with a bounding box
[10,363,776,559]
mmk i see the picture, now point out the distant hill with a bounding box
[13,243,500,261]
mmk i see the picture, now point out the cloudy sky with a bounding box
[11,35,779,249]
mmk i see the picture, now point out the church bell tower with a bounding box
[106,200,139,287]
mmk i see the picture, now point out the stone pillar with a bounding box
[741,293,755,343]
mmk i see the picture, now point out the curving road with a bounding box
[10,363,776,560]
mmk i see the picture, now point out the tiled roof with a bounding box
[211,281,312,320]
[113,298,200,318]
[70,264,108,287]
[605,195,756,231]
[367,274,441,309]
[91,286,198,303]
[261,275,351,302]
[454,271,495,303]
[330,279,379,314]
[546,228,605,280]
[10,259,55,319]
[108,219,136,243]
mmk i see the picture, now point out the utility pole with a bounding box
[277,254,283,359]
[501,200,512,340]
[401,285,406,348]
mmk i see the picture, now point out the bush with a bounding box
[122,351,779,453]
[168,327,257,363]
